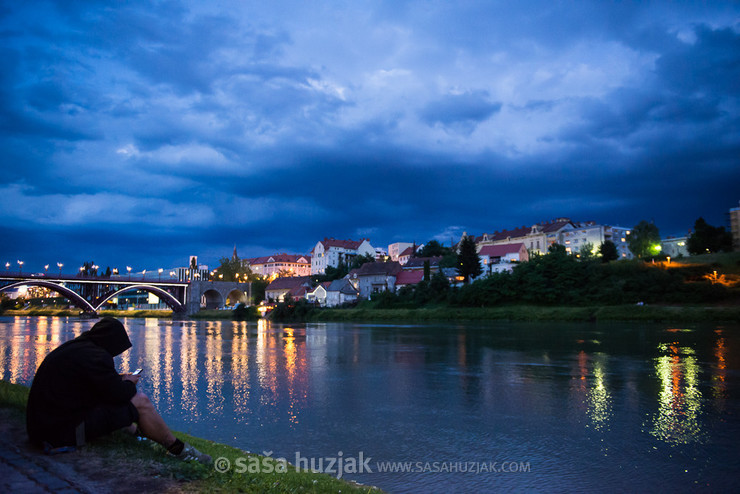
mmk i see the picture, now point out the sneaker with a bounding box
[172,442,212,464]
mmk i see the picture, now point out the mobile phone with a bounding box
[132,368,143,376]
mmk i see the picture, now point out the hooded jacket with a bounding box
[26,317,138,446]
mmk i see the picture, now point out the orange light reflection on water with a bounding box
[231,321,251,421]
[205,321,225,415]
[650,340,703,444]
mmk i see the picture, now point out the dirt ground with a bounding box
[0,407,186,493]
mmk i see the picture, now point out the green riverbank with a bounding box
[0,380,380,493]
[303,304,740,323]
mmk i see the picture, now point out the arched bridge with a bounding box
[0,275,250,316]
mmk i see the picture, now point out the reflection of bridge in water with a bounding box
[0,274,250,316]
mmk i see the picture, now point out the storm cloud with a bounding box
[1,0,738,272]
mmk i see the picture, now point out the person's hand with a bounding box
[122,374,140,384]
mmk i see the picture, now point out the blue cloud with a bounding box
[0,1,739,272]
[419,90,502,134]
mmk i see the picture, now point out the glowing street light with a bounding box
[17,260,23,274]
[158,268,163,281]
[44,264,49,274]
[6,262,10,272]
[127,266,132,280]
[57,262,63,276]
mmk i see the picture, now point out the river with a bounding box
[1,316,738,492]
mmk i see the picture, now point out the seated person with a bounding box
[26,317,210,463]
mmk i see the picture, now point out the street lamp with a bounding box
[158,268,163,281]
[80,266,85,277]
[44,264,49,275]
[127,266,132,280]
[6,262,10,272]
[57,262,63,276]
[17,260,24,274]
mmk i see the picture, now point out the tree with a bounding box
[214,255,251,281]
[350,253,376,269]
[599,240,619,263]
[627,220,661,259]
[251,278,268,304]
[457,235,482,283]
[687,217,732,255]
[416,240,448,257]
[578,242,598,262]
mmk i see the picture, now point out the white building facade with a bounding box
[310,238,375,275]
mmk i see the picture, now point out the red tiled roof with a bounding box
[399,246,415,257]
[319,238,368,250]
[478,218,574,242]
[353,261,403,277]
[289,285,308,297]
[396,270,424,286]
[479,243,526,257]
[265,276,311,291]
[247,254,310,265]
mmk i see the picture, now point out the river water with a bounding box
[1,316,738,492]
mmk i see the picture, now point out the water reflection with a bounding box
[180,322,201,419]
[570,350,612,431]
[650,337,704,444]
[588,356,611,431]
[1,317,737,459]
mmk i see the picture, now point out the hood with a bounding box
[77,317,132,356]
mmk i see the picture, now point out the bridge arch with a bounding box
[96,285,186,313]
[225,289,247,306]
[201,289,223,310]
[0,280,96,313]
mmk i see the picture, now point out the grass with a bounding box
[308,304,740,323]
[0,380,381,493]
[678,251,740,274]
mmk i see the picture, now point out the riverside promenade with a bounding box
[0,408,177,493]
[0,420,89,494]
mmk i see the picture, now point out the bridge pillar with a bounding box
[185,280,252,316]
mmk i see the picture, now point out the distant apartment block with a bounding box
[173,256,210,281]
[388,242,414,261]
[731,202,740,251]
[310,238,375,274]
[246,254,311,279]
[474,218,633,260]
[562,222,633,259]
[662,237,689,258]
[474,218,576,255]
[374,246,388,261]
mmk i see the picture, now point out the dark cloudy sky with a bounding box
[1,1,739,273]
